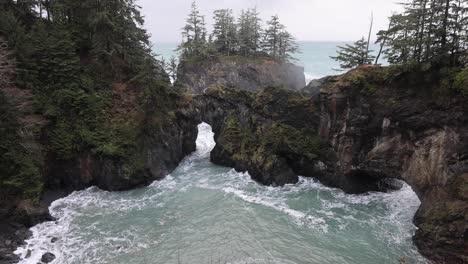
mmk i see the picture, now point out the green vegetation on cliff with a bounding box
[0,0,171,200]
[333,0,467,73]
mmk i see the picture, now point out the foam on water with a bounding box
[15,123,427,264]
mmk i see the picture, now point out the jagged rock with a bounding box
[311,66,468,263]
[176,56,306,94]
[40,252,55,263]
[193,86,323,186]
[192,66,467,263]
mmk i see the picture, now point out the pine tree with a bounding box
[238,7,262,56]
[178,1,208,58]
[278,31,299,61]
[211,9,237,56]
[376,0,468,66]
[331,38,376,69]
[262,15,284,58]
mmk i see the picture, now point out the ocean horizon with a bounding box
[153,41,384,83]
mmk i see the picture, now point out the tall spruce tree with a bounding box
[262,15,298,61]
[262,15,284,58]
[376,0,468,66]
[278,31,299,61]
[238,7,262,56]
[211,9,237,56]
[178,1,208,58]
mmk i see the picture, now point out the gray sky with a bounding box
[138,0,403,44]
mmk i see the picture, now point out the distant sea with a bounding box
[153,41,384,83]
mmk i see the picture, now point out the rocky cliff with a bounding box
[192,66,467,263]
[0,45,199,262]
[176,56,306,94]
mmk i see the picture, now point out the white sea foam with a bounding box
[15,122,427,264]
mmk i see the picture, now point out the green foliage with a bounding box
[377,0,468,66]
[178,3,299,62]
[262,15,299,61]
[212,9,237,56]
[0,92,43,200]
[453,68,468,95]
[331,38,376,69]
[178,1,208,59]
[0,0,169,200]
[238,8,262,56]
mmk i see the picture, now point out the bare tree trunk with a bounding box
[441,0,451,52]
[375,21,392,65]
[365,12,374,64]
[417,0,428,62]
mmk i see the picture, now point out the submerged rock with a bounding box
[41,252,55,263]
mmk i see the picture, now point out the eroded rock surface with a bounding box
[176,56,306,94]
[193,66,467,263]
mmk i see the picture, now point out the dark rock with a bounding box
[192,66,468,263]
[41,252,55,263]
[176,56,306,94]
[193,86,320,186]
[50,237,58,243]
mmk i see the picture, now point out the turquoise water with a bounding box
[154,41,384,82]
[16,124,427,264]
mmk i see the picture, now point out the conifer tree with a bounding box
[376,0,468,66]
[211,9,237,56]
[238,8,262,56]
[178,1,208,58]
[331,38,375,69]
[262,15,284,58]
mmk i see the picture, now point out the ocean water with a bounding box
[153,41,384,83]
[15,123,427,264]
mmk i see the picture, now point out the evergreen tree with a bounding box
[331,38,376,69]
[211,9,237,56]
[376,0,468,66]
[164,56,178,83]
[238,7,262,56]
[178,1,208,58]
[262,15,284,58]
[278,31,299,61]
[262,15,299,61]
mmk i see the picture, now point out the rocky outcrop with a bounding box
[193,86,325,186]
[176,56,306,94]
[193,66,467,263]
[0,39,199,262]
[315,66,467,263]
[44,85,198,192]
[193,85,400,192]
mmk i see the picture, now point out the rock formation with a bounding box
[191,66,467,263]
[176,56,306,94]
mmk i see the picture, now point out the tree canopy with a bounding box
[178,2,299,62]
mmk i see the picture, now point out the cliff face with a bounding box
[176,56,306,94]
[316,67,467,263]
[193,66,467,263]
[44,84,198,193]
[193,86,324,186]
[0,47,199,262]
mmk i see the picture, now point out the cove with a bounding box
[14,123,427,264]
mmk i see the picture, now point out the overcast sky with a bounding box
[138,0,403,44]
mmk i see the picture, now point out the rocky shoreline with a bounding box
[1,61,467,263]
